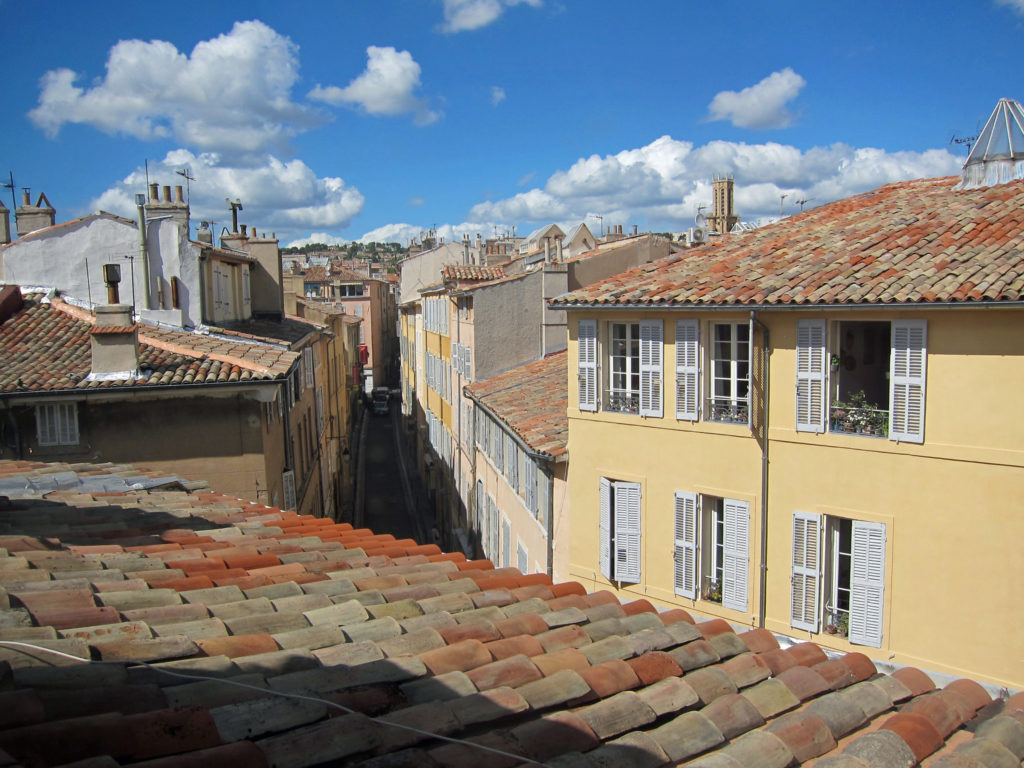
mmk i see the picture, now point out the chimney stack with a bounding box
[144,182,190,237]
[0,197,10,245]
[90,304,139,379]
[15,191,56,236]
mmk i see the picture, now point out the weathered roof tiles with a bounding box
[0,459,1020,767]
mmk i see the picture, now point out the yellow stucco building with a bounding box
[554,173,1024,690]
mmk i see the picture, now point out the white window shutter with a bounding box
[675,320,699,421]
[464,347,473,380]
[501,516,511,568]
[673,491,698,599]
[282,470,297,511]
[578,319,598,412]
[599,478,612,579]
[796,320,826,433]
[790,511,822,632]
[849,520,886,647]
[721,499,750,612]
[614,481,642,583]
[890,320,926,444]
[639,320,663,417]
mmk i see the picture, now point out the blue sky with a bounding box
[2,0,1023,247]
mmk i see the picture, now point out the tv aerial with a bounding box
[176,167,195,205]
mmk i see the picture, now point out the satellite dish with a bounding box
[695,213,707,228]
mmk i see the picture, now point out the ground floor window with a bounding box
[673,492,749,611]
[599,478,641,583]
[791,511,886,647]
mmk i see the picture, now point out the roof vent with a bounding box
[957,97,1024,189]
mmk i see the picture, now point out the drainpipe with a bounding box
[751,310,770,628]
[545,465,555,579]
[135,194,150,311]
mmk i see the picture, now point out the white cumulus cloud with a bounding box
[491,86,506,106]
[92,150,364,241]
[465,134,962,230]
[308,46,440,125]
[28,21,317,157]
[439,0,542,33]
[707,68,807,130]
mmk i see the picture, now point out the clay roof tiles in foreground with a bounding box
[465,351,568,459]
[554,177,1024,308]
[0,295,296,394]
[1,460,1020,767]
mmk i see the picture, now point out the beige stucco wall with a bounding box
[565,306,1024,689]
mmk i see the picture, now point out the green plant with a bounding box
[702,579,722,603]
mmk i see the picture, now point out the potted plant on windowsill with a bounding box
[702,580,722,603]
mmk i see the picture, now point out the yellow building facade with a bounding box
[556,176,1024,690]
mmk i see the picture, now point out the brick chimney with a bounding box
[89,304,139,379]
[15,191,55,236]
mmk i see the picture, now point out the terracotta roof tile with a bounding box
[555,177,1024,308]
[0,459,1009,766]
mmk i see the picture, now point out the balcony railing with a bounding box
[830,402,888,437]
[707,397,749,424]
[606,391,640,414]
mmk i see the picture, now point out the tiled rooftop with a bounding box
[555,177,1024,307]
[443,264,507,282]
[302,266,329,283]
[0,294,297,393]
[465,352,568,459]
[2,459,1020,767]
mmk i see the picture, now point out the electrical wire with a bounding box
[0,640,547,766]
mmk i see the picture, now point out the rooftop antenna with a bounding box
[795,197,814,211]
[779,193,788,215]
[175,167,195,206]
[589,213,604,236]
[950,133,978,154]
[2,171,16,212]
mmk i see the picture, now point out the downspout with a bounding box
[198,251,209,323]
[545,464,555,580]
[136,196,150,310]
[751,310,770,628]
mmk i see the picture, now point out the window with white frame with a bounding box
[790,511,886,647]
[577,318,663,417]
[505,433,518,492]
[796,319,926,443]
[35,403,79,446]
[709,322,750,424]
[517,541,528,573]
[673,492,749,612]
[501,516,511,568]
[524,456,538,517]
[599,478,641,583]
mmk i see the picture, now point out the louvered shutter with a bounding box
[796,320,826,433]
[673,491,698,599]
[599,478,612,579]
[675,320,699,421]
[614,481,642,583]
[578,319,598,412]
[464,347,472,380]
[849,520,886,647]
[790,511,822,631]
[282,470,297,511]
[501,517,511,568]
[721,499,750,612]
[639,320,663,417]
[890,321,926,443]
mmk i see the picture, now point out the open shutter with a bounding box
[796,320,826,433]
[721,499,750,612]
[673,491,698,599]
[790,511,821,632]
[890,320,926,443]
[675,320,699,421]
[849,520,886,647]
[639,320,663,418]
[501,516,511,568]
[578,319,598,412]
[614,481,642,583]
[599,478,612,579]
[282,470,297,512]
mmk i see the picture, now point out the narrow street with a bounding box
[356,398,424,543]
